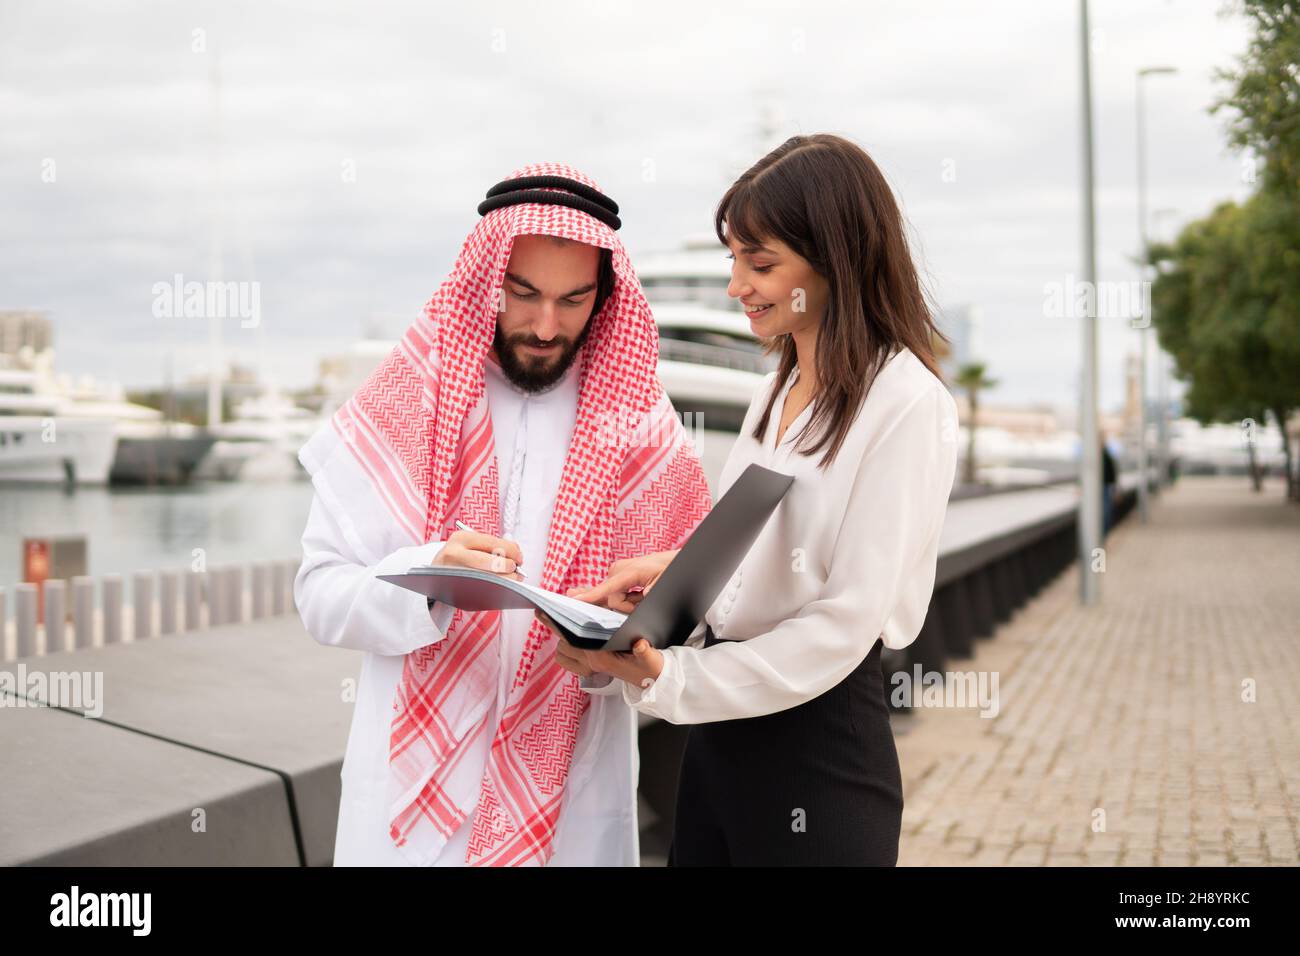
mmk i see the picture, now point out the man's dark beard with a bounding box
[492,320,593,393]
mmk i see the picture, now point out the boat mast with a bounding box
[207,46,224,428]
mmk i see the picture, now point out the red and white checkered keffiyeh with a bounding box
[300,163,711,866]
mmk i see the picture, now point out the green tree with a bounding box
[1147,192,1300,499]
[1146,0,1300,500]
[1212,0,1300,192]
[954,362,998,486]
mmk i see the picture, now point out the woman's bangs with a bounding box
[715,181,773,250]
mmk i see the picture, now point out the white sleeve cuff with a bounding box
[373,539,450,652]
[620,646,685,721]
[428,599,455,635]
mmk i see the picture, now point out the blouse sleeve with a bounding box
[621,382,957,724]
[294,490,454,657]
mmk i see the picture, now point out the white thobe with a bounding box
[295,352,639,866]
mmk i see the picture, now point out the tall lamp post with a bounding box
[1135,65,1178,521]
[1078,0,1101,606]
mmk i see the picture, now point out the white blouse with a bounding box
[609,346,959,725]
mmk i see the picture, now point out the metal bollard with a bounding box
[271,562,287,615]
[283,558,299,613]
[43,579,68,654]
[225,565,244,625]
[207,566,225,628]
[72,576,95,650]
[102,574,123,646]
[185,571,204,631]
[15,583,38,659]
[133,571,155,641]
[159,570,179,635]
[251,563,268,619]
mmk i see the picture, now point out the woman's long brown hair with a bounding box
[715,133,948,469]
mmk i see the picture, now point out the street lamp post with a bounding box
[1078,0,1101,606]
[1136,65,1178,521]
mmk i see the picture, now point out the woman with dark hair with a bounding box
[539,133,959,866]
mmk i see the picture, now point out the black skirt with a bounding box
[666,626,904,866]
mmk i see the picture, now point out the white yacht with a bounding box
[650,302,776,433]
[632,236,774,485]
[635,234,736,313]
[195,387,324,482]
[0,363,118,484]
[635,236,775,444]
[0,347,215,485]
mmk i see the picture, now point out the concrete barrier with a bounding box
[0,614,359,866]
[0,700,298,866]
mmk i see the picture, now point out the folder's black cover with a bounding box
[602,463,794,652]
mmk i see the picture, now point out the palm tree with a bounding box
[955,362,998,486]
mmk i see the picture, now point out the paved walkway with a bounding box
[894,475,1300,866]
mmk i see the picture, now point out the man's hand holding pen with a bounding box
[433,527,525,580]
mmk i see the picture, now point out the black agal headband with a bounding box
[477,175,621,231]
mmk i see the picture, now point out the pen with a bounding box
[455,519,524,571]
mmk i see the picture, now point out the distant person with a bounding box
[294,163,711,866]
[539,134,959,865]
[1101,440,1118,535]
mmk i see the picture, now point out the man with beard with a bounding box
[295,163,711,866]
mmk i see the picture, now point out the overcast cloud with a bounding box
[0,0,1255,414]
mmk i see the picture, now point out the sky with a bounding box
[0,0,1258,415]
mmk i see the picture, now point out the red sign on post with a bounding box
[23,539,51,626]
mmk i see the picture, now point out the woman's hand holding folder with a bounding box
[539,549,680,688]
[562,549,680,613]
[542,610,664,687]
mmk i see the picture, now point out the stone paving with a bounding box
[893,475,1300,866]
